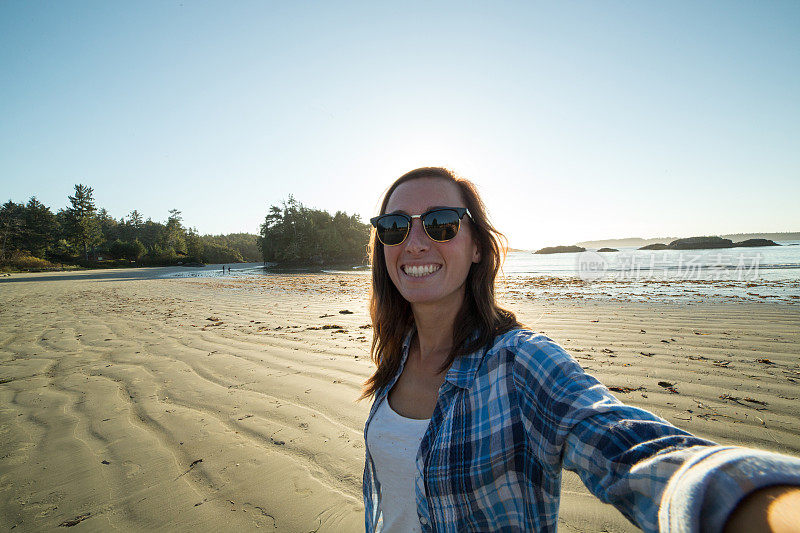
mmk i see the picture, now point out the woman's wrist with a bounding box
[723,485,800,533]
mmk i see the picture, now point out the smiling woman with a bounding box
[362,168,519,406]
[358,167,800,533]
[382,182,479,308]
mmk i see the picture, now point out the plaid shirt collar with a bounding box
[399,327,486,390]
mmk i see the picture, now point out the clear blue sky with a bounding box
[1,1,798,249]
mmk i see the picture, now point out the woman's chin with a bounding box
[398,285,467,309]
[402,292,442,306]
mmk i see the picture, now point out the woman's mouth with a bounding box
[402,264,442,278]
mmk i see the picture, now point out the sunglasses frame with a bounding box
[370,207,472,246]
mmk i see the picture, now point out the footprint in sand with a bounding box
[123,460,142,478]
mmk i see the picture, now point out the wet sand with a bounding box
[1,270,799,531]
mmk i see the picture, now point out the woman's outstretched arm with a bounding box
[509,332,800,532]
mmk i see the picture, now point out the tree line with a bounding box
[1,184,261,270]
[259,196,370,266]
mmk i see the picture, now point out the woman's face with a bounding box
[383,177,481,310]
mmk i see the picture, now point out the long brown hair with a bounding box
[359,167,521,401]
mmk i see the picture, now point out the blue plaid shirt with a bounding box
[362,328,800,532]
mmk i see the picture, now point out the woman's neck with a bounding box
[410,289,465,371]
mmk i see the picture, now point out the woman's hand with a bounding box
[723,485,800,533]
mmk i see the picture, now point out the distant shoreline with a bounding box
[515,233,800,254]
[574,232,800,250]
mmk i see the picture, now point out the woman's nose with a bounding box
[404,219,429,252]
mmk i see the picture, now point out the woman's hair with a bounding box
[359,167,521,401]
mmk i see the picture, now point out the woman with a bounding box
[360,167,800,532]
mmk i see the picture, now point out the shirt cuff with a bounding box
[658,446,800,533]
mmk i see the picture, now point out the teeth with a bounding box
[404,264,441,277]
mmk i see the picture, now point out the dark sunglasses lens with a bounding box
[376,215,409,245]
[423,209,461,241]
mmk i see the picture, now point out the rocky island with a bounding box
[637,236,780,251]
[536,236,782,254]
[733,238,780,247]
[668,236,734,249]
[534,245,586,254]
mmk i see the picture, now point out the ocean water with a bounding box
[165,242,800,303]
[497,242,800,303]
[502,241,800,282]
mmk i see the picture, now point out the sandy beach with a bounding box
[1,269,799,532]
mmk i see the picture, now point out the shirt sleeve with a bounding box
[510,333,800,533]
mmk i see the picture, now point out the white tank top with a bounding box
[366,395,431,532]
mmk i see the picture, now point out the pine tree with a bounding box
[0,201,25,260]
[128,210,143,230]
[23,197,58,257]
[66,184,102,261]
[164,209,186,255]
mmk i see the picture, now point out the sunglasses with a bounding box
[370,207,472,246]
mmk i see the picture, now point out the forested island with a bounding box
[258,196,370,267]
[1,184,261,271]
